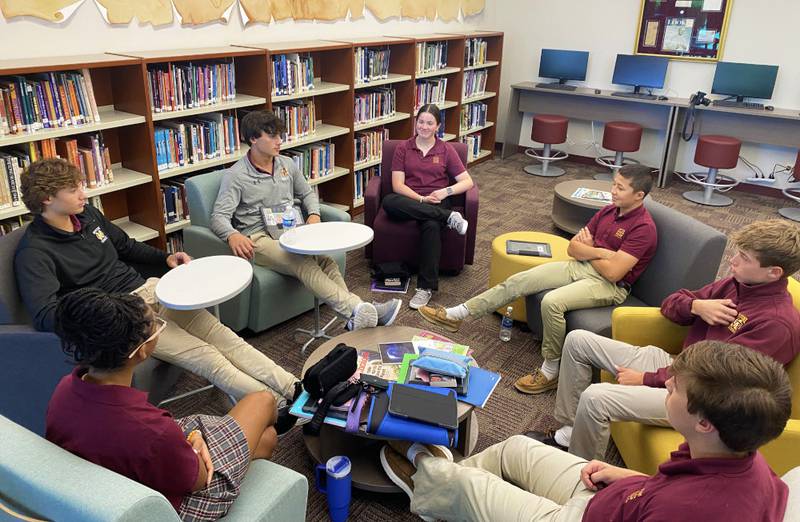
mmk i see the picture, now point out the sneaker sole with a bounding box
[514,381,559,395]
[418,309,460,333]
[409,300,431,310]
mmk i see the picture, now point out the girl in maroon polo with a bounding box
[46,288,280,521]
[382,104,475,309]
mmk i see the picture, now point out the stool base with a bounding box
[779,207,800,222]
[682,190,734,207]
[593,172,613,181]
[524,145,568,178]
[524,164,565,177]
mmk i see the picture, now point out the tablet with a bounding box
[506,240,552,257]
[388,384,458,430]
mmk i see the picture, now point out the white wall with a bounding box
[483,0,800,188]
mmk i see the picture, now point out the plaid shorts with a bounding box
[175,414,250,522]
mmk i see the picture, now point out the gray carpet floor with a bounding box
[165,152,791,521]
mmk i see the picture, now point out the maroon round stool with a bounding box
[524,114,569,177]
[594,121,644,180]
[683,135,742,207]
[779,150,800,222]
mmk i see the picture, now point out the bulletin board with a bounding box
[634,0,733,62]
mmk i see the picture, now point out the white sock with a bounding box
[445,304,469,321]
[539,358,560,380]
[554,426,573,447]
[406,442,432,467]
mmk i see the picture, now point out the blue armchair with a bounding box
[184,169,350,333]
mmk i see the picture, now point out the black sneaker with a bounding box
[275,382,304,435]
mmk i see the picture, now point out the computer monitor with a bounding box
[538,49,589,84]
[611,54,669,94]
[711,62,779,102]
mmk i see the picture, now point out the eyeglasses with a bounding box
[128,316,168,359]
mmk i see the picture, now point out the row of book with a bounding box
[0,217,26,236]
[271,53,315,97]
[0,70,100,136]
[354,165,379,202]
[147,61,237,114]
[166,232,185,254]
[465,38,489,67]
[416,42,448,74]
[460,102,488,131]
[415,78,448,108]
[460,133,483,162]
[354,88,396,124]
[273,100,316,143]
[51,134,114,188]
[355,47,391,84]
[437,110,447,139]
[161,178,190,225]
[354,128,388,165]
[154,113,240,172]
[284,141,335,181]
[0,151,24,209]
[463,70,488,99]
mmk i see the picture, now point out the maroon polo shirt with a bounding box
[585,203,657,286]
[583,443,787,521]
[391,136,466,196]
[46,368,198,512]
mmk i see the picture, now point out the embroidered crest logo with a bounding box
[728,313,748,333]
[432,156,440,164]
[615,228,625,239]
[624,488,644,504]
[281,167,289,177]
[92,226,108,243]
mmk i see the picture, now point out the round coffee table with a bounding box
[301,326,479,493]
[488,232,572,321]
[552,179,612,234]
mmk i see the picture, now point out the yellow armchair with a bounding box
[604,278,800,476]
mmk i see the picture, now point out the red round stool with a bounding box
[683,135,742,207]
[779,150,800,222]
[524,114,569,177]
[594,121,644,181]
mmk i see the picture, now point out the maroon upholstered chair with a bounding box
[364,140,478,273]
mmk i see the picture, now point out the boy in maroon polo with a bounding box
[420,164,657,394]
[379,341,790,522]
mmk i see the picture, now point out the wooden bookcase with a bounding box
[0,31,503,238]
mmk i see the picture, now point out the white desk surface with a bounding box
[279,222,374,255]
[156,255,253,310]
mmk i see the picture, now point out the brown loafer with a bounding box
[388,439,454,463]
[418,305,463,332]
[514,369,558,394]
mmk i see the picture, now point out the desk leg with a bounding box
[501,88,523,159]
[294,297,337,353]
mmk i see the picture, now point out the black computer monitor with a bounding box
[711,62,779,102]
[538,49,589,84]
[611,54,669,94]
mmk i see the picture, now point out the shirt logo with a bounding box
[615,228,625,239]
[432,156,440,164]
[728,313,748,333]
[280,167,289,177]
[92,226,108,243]
[624,488,645,504]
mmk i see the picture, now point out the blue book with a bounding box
[289,390,347,428]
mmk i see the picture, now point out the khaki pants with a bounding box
[555,330,674,460]
[411,436,594,522]
[250,232,361,317]
[132,279,296,402]
[465,261,628,360]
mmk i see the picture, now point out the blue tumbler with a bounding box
[315,455,352,522]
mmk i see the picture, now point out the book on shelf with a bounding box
[161,178,190,225]
[459,133,482,162]
[460,101,488,131]
[464,38,488,67]
[155,113,240,171]
[415,78,448,108]
[354,165,380,201]
[354,128,388,165]
[271,53,314,97]
[273,100,316,142]
[355,46,391,84]
[436,110,447,139]
[0,69,100,136]
[166,232,184,254]
[0,150,28,209]
[416,41,448,74]
[463,69,488,99]
[0,214,29,235]
[147,60,236,113]
[88,195,104,215]
[284,141,334,181]
[354,87,396,124]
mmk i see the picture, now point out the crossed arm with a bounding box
[567,227,639,284]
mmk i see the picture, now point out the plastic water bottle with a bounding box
[500,306,513,342]
[282,203,295,230]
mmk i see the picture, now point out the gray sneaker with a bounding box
[373,298,402,326]
[409,288,433,310]
[447,211,468,235]
[346,302,378,331]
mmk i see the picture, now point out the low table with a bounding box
[552,179,612,234]
[301,326,479,493]
[488,232,571,322]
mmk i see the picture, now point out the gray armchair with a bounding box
[525,198,727,338]
[184,169,350,333]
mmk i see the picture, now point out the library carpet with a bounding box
[165,152,788,521]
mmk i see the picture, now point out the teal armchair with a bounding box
[184,169,349,332]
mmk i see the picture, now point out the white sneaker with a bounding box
[447,211,468,235]
[346,302,378,331]
[409,288,433,310]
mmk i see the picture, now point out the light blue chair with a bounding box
[0,415,308,522]
[184,169,350,333]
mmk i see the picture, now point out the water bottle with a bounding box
[500,306,513,342]
[282,202,295,230]
[315,455,352,522]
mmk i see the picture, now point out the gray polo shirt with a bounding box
[211,152,321,240]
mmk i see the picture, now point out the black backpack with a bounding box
[302,344,359,435]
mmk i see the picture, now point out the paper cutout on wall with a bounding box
[0,0,84,22]
[365,0,400,20]
[95,0,173,26]
[269,0,292,20]
[461,0,483,17]
[436,0,459,21]
[238,0,270,24]
[346,0,364,19]
[401,0,435,20]
[172,0,235,24]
